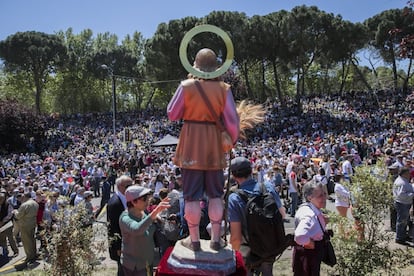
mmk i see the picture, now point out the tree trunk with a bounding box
[402,56,413,95]
[242,62,251,98]
[389,43,399,92]
[145,88,156,110]
[322,65,329,95]
[295,67,301,101]
[339,60,348,95]
[261,59,266,102]
[34,74,42,115]
[351,59,372,92]
[272,61,285,107]
[295,65,302,112]
[299,65,305,111]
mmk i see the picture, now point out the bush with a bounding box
[326,160,414,275]
[0,98,45,153]
[43,203,106,276]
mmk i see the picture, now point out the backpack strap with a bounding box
[236,182,266,201]
[234,184,274,244]
[258,181,267,194]
[194,80,226,132]
[306,203,327,233]
[235,189,249,204]
[234,189,251,243]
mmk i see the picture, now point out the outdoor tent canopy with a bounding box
[152,134,179,146]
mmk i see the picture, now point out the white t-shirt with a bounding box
[313,174,328,186]
[288,171,297,193]
[342,160,352,179]
[285,161,294,175]
[334,183,350,208]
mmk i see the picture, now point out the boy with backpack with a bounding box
[227,157,291,276]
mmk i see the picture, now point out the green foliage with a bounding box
[365,9,414,63]
[0,71,35,104]
[364,8,414,92]
[51,28,106,114]
[145,16,200,97]
[0,6,411,114]
[327,161,414,275]
[0,31,67,114]
[44,203,106,276]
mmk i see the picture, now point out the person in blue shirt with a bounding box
[227,157,286,276]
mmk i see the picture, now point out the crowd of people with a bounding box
[0,85,413,273]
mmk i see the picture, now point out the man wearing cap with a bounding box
[227,157,286,275]
[393,167,414,245]
[119,185,170,275]
[13,192,39,264]
[107,175,133,276]
[167,48,239,251]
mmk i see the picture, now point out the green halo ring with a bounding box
[179,24,234,79]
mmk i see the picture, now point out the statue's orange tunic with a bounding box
[167,79,239,171]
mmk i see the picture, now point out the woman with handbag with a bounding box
[292,181,334,275]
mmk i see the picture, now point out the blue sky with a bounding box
[0,0,408,41]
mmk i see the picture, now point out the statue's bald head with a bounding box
[194,48,218,72]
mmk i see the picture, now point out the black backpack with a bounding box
[236,182,292,264]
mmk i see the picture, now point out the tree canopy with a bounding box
[0,5,413,115]
[0,31,67,114]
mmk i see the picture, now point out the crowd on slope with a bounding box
[0,88,413,267]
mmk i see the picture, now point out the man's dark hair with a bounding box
[231,166,252,178]
[319,167,325,176]
[399,167,410,176]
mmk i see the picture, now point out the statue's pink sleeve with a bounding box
[222,89,240,143]
[167,85,184,121]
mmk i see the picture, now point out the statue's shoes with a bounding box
[181,237,201,251]
[210,238,226,251]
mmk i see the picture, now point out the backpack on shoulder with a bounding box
[236,182,293,267]
[327,177,335,195]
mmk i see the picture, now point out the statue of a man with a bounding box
[167,48,239,251]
